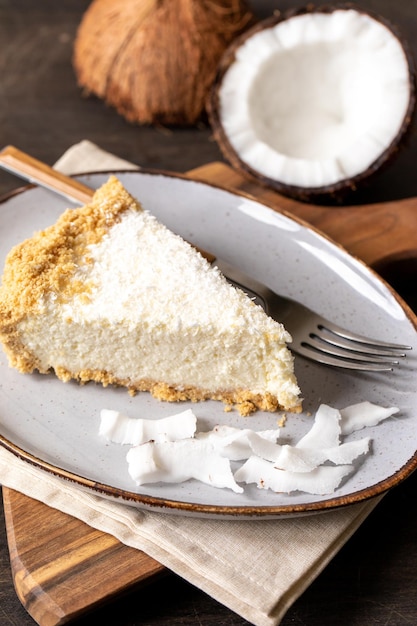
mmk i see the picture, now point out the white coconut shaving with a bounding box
[270,438,371,473]
[234,457,354,496]
[340,401,399,435]
[195,424,281,460]
[99,408,197,444]
[126,439,243,493]
[99,400,400,496]
[296,404,342,449]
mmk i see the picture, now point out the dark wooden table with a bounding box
[1,1,417,625]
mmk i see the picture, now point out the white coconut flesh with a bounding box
[218,9,412,190]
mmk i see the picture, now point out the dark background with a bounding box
[1,1,417,625]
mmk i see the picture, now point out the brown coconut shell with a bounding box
[73,0,255,126]
[207,3,416,203]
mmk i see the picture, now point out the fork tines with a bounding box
[301,323,412,371]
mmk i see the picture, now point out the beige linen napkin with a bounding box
[0,141,382,626]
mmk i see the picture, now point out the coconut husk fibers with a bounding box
[73,0,255,126]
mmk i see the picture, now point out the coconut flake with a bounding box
[99,408,197,444]
[296,404,341,449]
[340,402,399,435]
[196,425,280,460]
[234,456,353,495]
[126,439,243,493]
[272,437,371,472]
[98,402,401,497]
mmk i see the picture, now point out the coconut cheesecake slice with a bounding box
[0,176,301,416]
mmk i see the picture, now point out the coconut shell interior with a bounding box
[207,5,416,203]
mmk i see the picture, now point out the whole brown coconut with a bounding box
[73,0,255,126]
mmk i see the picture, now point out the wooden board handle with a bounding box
[3,489,166,626]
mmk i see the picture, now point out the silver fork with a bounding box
[213,258,411,372]
[0,146,412,371]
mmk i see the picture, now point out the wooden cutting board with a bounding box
[3,162,417,626]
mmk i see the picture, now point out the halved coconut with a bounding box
[208,5,415,201]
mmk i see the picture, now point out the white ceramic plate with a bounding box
[1,171,417,518]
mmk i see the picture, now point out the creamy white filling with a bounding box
[219,9,411,188]
[18,209,300,406]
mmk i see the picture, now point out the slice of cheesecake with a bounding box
[0,177,301,416]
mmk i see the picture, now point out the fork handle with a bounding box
[0,146,94,205]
